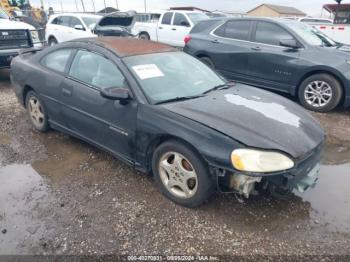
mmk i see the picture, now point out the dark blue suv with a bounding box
[184,17,350,112]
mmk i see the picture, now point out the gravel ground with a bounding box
[1,69,350,259]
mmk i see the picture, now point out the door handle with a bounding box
[62,88,72,97]
[172,28,176,31]
[159,27,163,29]
[251,46,261,51]
[211,39,220,44]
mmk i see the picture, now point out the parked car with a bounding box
[132,10,209,47]
[45,13,101,46]
[10,38,325,207]
[184,17,350,112]
[0,7,43,69]
[93,11,137,37]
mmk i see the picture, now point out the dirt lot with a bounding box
[1,69,350,259]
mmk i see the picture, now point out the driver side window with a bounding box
[255,22,294,46]
[173,13,189,27]
[70,17,84,29]
[69,50,125,89]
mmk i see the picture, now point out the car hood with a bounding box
[0,19,35,30]
[161,84,325,159]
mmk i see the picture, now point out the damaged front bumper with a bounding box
[218,143,323,198]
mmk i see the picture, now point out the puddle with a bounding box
[299,163,350,232]
[0,133,11,145]
[0,164,52,254]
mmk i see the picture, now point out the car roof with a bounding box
[51,13,102,19]
[72,37,177,58]
[212,16,300,24]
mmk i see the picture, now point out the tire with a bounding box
[139,33,150,40]
[199,56,215,69]
[298,73,342,112]
[25,91,49,132]
[152,140,215,208]
[48,37,58,46]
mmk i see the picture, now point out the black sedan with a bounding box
[11,38,325,207]
[184,17,350,112]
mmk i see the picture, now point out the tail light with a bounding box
[184,35,192,45]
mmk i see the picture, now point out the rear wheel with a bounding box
[198,56,215,69]
[298,73,342,112]
[25,91,49,132]
[139,32,150,40]
[48,37,58,46]
[152,140,215,207]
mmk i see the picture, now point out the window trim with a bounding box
[210,20,304,49]
[40,48,75,75]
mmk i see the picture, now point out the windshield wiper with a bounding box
[155,95,204,105]
[202,82,235,95]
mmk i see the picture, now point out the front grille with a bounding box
[0,30,31,49]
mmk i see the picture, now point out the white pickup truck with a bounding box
[0,8,43,68]
[308,3,350,45]
[132,10,209,47]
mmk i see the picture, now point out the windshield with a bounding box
[124,52,225,104]
[0,9,9,19]
[82,17,100,28]
[286,22,337,47]
[187,13,209,24]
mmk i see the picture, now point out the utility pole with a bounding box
[115,0,119,10]
[74,0,79,12]
[91,0,96,13]
[103,0,107,13]
[144,0,147,13]
[80,0,85,12]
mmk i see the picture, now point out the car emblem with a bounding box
[2,32,9,36]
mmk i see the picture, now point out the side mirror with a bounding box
[181,21,191,27]
[280,39,300,49]
[100,87,130,101]
[74,24,85,31]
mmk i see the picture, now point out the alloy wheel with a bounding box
[28,96,45,128]
[304,80,333,108]
[158,152,198,199]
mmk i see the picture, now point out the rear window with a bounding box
[58,16,71,27]
[161,12,173,25]
[98,16,133,27]
[190,20,220,34]
[41,49,72,73]
[214,20,252,41]
[224,21,252,40]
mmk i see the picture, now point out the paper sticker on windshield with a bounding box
[132,64,164,80]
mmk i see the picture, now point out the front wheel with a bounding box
[152,140,215,207]
[298,73,342,112]
[48,37,58,46]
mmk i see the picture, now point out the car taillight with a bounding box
[184,35,192,45]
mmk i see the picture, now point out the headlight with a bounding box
[30,31,40,42]
[231,149,294,173]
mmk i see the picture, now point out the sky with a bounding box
[29,0,350,17]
